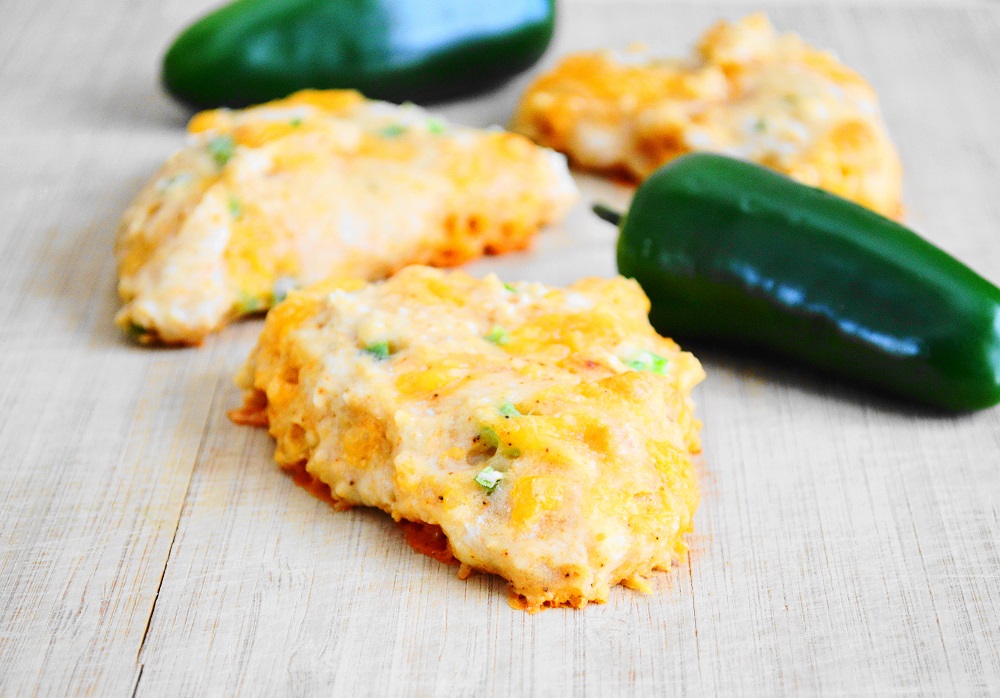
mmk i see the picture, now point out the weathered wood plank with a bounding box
[0,2,223,694]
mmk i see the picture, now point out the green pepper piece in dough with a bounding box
[484,325,511,346]
[207,134,234,167]
[597,153,1000,411]
[363,341,391,360]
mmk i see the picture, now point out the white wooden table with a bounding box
[2,1,999,695]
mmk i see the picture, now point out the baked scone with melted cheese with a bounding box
[230,266,704,610]
[116,90,577,345]
[511,13,903,218]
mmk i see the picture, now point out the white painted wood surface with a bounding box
[2,1,999,695]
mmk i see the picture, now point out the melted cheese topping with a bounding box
[511,13,903,218]
[116,90,577,345]
[234,266,704,610]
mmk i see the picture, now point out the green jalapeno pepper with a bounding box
[595,153,1000,411]
[162,0,555,110]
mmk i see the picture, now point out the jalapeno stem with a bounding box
[592,203,623,227]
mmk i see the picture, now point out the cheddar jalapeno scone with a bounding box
[231,267,705,610]
[115,90,576,345]
[513,13,904,219]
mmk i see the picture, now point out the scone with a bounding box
[230,266,704,610]
[116,90,577,345]
[511,13,903,218]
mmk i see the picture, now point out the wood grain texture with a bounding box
[1,1,999,696]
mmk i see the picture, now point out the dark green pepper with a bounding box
[162,0,555,110]
[595,153,1000,411]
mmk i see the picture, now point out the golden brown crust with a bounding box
[398,521,459,566]
[227,389,270,427]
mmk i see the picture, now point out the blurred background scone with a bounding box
[511,13,903,219]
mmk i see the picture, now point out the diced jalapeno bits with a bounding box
[478,425,500,449]
[625,350,669,375]
[289,117,302,127]
[379,123,407,138]
[207,134,234,167]
[484,325,511,346]
[363,341,391,360]
[127,322,149,339]
[235,292,263,314]
[272,276,297,304]
[227,195,242,219]
[475,465,504,493]
[503,283,518,293]
[499,400,521,418]
[426,118,446,135]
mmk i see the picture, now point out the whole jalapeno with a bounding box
[163,0,556,109]
[595,153,1000,411]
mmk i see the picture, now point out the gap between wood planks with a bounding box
[129,364,231,697]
